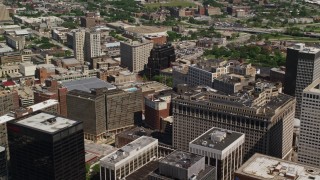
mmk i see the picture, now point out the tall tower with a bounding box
[85,31,101,64]
[298,78,320,167]
[284,43,320,117]
[7,111,85,180]
[0,3,11,23]
[73,30,85,64]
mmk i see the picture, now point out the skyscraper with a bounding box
[120,40,153,73]
[173,83,295,161]
[85,31,101,63]
[284,43,320,117]
[0,146,7,180]
[73,30,85,64]
[298,78,320,167]
[7,111,85,180]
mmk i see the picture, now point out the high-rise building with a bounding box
[73,30,85,63]
[172,83,295,161]
[284,43,320,117]
[120,40,153,73]
[144,43,176,79]
[234,153,320,180]
[0,146,7,180]
[0,4,12,24]
[100,136,158,180]
[189,127,245,180]
[85,31,101,63]
[7,111,85,180]
[298,78,320,167]
[67,88,143,141]
[0,90,19,116]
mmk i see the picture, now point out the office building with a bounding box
[144,43,176,79]
[85,31,101,63]
[0,146,6,180]
[234,153,320,180]
[7,111,85,180]
[73,30,85,63]
[284,43,320,117]
[189,127,245,180]
[172,82,295,161]
[120,40,153,73]
[0,4,12,24]
[5,35,25,50]
[148,151,216,180]
[298,78,320,167]
[0,90,19,116]
[67,88,143,141]
[100,136,158,180]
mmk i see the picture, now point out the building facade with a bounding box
[7,111,85,180]
[189,127,245,180]
[0,90,19,116]
[73,30,85,63]
[284,43,320,117]
[100,136,158,180]
[85,31,101,63]
[298,78,320,167]
[120,41,153,73]
[0,146,6,180]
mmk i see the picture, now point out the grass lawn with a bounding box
[144,0,196,8]
[269,35,320,43]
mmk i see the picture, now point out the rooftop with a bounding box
[85,141,117,163]
[61,77,116,92]
[0,146,4,152]
[116,127,154,141]
[61,58,80,65]
[100,136,157,166]
[290,43,320,54]
[303,78,320,94]
[15,112,77,133]
[125,26,167,34]
[190,127,244,151]
[235,153,320,180]
[159,151,203,170]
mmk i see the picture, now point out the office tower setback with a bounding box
[148,151,216,180]
[284,43,320,117]
[7,111,85,180]
[67,88,143,141]
[189,127,245,180]
[0,90,19,116]
[0,146,6,180]
[234,153,320,180]
[144,43,176,79]
[85,31,101,63]
[298,78,320,167]
[73,30,85,63]
[100,136,158,180]
[173,83,295,161]
[120,40,153,73]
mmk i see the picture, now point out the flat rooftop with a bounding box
[100,136,157,166]
[15,112,77,133]
[0,146,4,152]
[303,78,320,94]
[126,26,167,34]
[190,127,244,151]
[116,127,154,141]
[159,151,203,170]
[235,153,320,180]
[61,77,116,92]
[29,99,58,112]
[136,81,172,93]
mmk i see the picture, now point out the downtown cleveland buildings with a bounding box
[172,82,296,161]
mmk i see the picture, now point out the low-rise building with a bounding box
[19,62,36,76]
[5,35,25,50]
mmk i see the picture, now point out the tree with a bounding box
[65,50,72,57]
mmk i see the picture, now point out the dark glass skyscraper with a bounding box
[0,146,7,180]
[144,43,176,79]
[7,111,85,180]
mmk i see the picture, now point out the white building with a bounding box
[189,127,245,180]
[85,31,101,62]
[19,62,36,76]
[298,78,320,167]
[100,136,158,180]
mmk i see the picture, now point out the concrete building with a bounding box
[213,74,255,94]
[234,153,320,180]
[0,146,6,180]
[85,31,101,63]
[120,40,153,73]
[19,62,36,76]
[284,43,320,117]
[107,71,136,85]
[298,78,320,167]
[0,4,12,24]
[7,111,85,180]
[270,66,285,84]
[5,35,25,50]
[172,83,295,161]
[100,136,158,180]
[148,151,216,180]
[0,90,19,116]
[73,30,85,63]
[189,127,245,180]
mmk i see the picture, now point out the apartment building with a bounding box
[85,31,101,62]
[5,35,25,50]
[100,136,158,180]
[120,40,153,73]
[172,82,295,161]
[189,127,245,180]
[0,90,19,116]
[284,43,320,117]
[73,30,85,63]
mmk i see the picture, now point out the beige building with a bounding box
[120,40,153,73]
[73,30,85,63]
[85,31,101,62]
[5,35,25,50]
